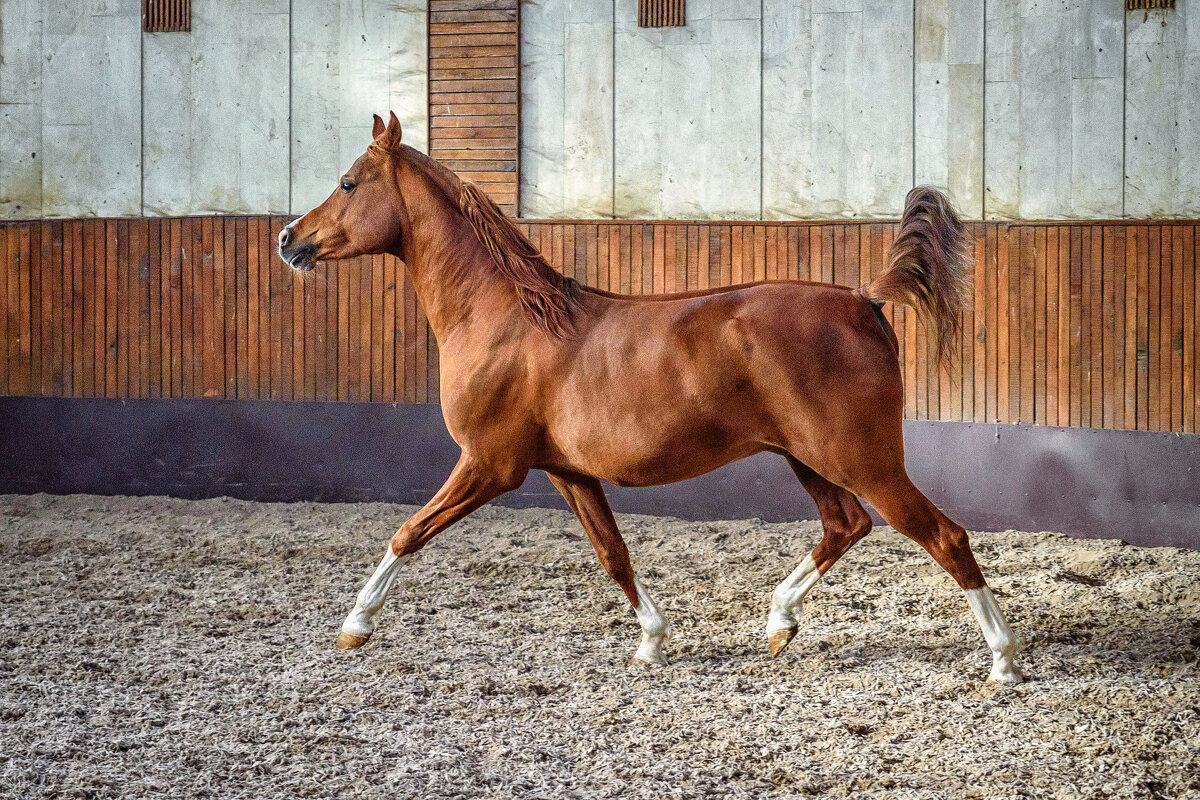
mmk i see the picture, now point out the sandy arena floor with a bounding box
[1,493,1199,799]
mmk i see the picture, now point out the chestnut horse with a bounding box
[278,113,1023,683]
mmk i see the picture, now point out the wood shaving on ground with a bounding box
[1,494,1198,799]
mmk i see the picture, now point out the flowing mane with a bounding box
[458,182,579,338]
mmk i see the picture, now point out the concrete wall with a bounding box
[0,0,426,219]
[521,0,1199,220]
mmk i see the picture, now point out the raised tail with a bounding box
[859,186,970,368]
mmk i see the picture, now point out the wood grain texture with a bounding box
[1,216,1197,430]
[428,0,519,216]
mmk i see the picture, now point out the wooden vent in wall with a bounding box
[639,0,685,27]
[143,0,191,32]
[1125,0,1174,9]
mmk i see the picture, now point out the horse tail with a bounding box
[859,186,970,369]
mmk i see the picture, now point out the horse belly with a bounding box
[555,412,763,488]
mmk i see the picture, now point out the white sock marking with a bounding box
[965,586,1024,683]
[766,551,821,636]
[632,577,671,665]
[341,548,409,636]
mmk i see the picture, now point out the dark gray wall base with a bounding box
[0,397,1196,548]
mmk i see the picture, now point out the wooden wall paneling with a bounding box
[1088,227,1103,428]
[392,260,403,402]
[404,260,417,403]
[1043,227,1059,427]
[292,248,306,401]
[196,217,212,397]
[0,218,1197,433]
[382,255,396,402]
[1162,227,1177,432]
[1184,225,1196,433]
[247,217,262,398]
[1193,225,1200,433]
[415,261,428,402]
[209,217,224,399]
[1100,226,1115,428]
[371,253,385,402]
[49,222,64,396]
[84,220,97,398]
[5,227,18,394]
[1134,226,1148,430]
[232,219,247,399]
[1170,227,1184,433]
[135,219,149,398]
[1110,226,1126,430]
[1147,226,1161,430]
[1032,226,1046,425]
[30,221,42,396]
[104,220,118,398]
[219,219,233,398]
[0,227,7,394]
[71,221,84,397]
[181,219,196,398]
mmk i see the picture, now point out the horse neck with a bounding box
[393,170,520,344]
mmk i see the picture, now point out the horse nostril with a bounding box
[278,228,291,248]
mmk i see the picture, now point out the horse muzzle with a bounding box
[278,225,318,272]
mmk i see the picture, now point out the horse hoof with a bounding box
[335,631,371,651]
[630,656,666,667]
[767,628,797,658]
[986,667,1024,685]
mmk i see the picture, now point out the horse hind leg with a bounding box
[859,472,1024,684]
[767,458,873,657]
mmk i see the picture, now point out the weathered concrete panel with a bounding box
[40,1,141,217]
[762,0,813,219]
[615,0,761,219]
[0,104,42,218]
[0,0,42,104]
[1125,6,1200,218]
[984,0,1123,220]
[519,0,613,218]
[764,0,912,219]
[914,0,983,219]
[613,20,664,217]
[143,0,289,215]
[291,0,427,214]
[0,0,43,218]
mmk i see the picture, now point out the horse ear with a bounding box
[384,111,403,146]
[372,114,386,140]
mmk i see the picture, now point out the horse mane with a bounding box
[458,182,579,338]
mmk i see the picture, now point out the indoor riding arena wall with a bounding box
[0,216,1197,547]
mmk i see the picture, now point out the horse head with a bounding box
[278,111,412,271]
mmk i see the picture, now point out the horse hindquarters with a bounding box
[764,300,1023,682]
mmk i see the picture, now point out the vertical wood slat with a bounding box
[0,216,1197,430]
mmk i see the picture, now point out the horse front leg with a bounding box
[336,453,514,650]
[548,473,672,666]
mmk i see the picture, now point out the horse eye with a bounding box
[340,180,355,193]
